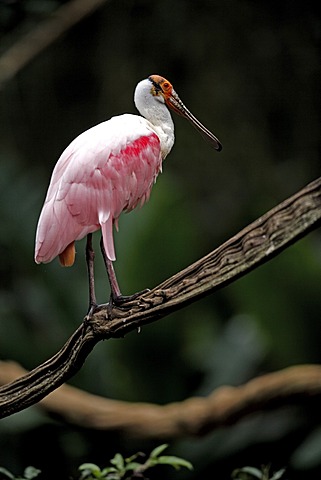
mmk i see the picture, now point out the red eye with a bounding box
[162,81,171,93]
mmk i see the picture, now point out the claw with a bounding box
[86,302,98,318]
[111,288,150,306]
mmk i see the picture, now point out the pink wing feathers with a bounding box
[34,114,162,265]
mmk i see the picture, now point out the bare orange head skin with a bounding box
[148,74,222,151]
[149,74,173,94]
[148,74,181,113]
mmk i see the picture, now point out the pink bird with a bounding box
[34,74,222,313]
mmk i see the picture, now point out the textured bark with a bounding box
[0,177,321,419]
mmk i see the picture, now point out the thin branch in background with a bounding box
[1,362,320,438]
[0,0,109,89]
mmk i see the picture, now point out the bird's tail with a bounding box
[59,241,76,266]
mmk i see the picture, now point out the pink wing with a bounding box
[35,114,162,264]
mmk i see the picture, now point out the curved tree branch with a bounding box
[1,362,321,438]
[1,176,321,419]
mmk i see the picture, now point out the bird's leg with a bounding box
[86,233,97,315]
[100,237,148,305]
[99,237,123,303]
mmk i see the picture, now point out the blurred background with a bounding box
[0,0,321,478]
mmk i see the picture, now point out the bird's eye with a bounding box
[162,82,171,92]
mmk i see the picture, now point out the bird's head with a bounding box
[148,74,222,152]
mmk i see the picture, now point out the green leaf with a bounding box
[156,456,193,471]
[100,467,118,475]
[110,454,125,471]
[0,467,15,480]
[23,467,41,480]
[149,444,169,459]
[79,464,101,472]
[270,469,286,480]
[78,463,102,479]
[123,462,142,472]
[125,453,144,464]
[232,465,286,480]
[102,474,120,480]
[232,467,263,479]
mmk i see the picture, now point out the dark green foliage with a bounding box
[0,445,192,480]
[79,444,193,480]
[232,465,286,480]
[0,466,41,480]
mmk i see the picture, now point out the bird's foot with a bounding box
[86,290,150,321]
[111,288,150,306]
[84,302,98,320]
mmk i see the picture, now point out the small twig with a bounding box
[0,176,321,419]
[0,0,109,89]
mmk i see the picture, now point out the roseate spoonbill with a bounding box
[34,74,222,312]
